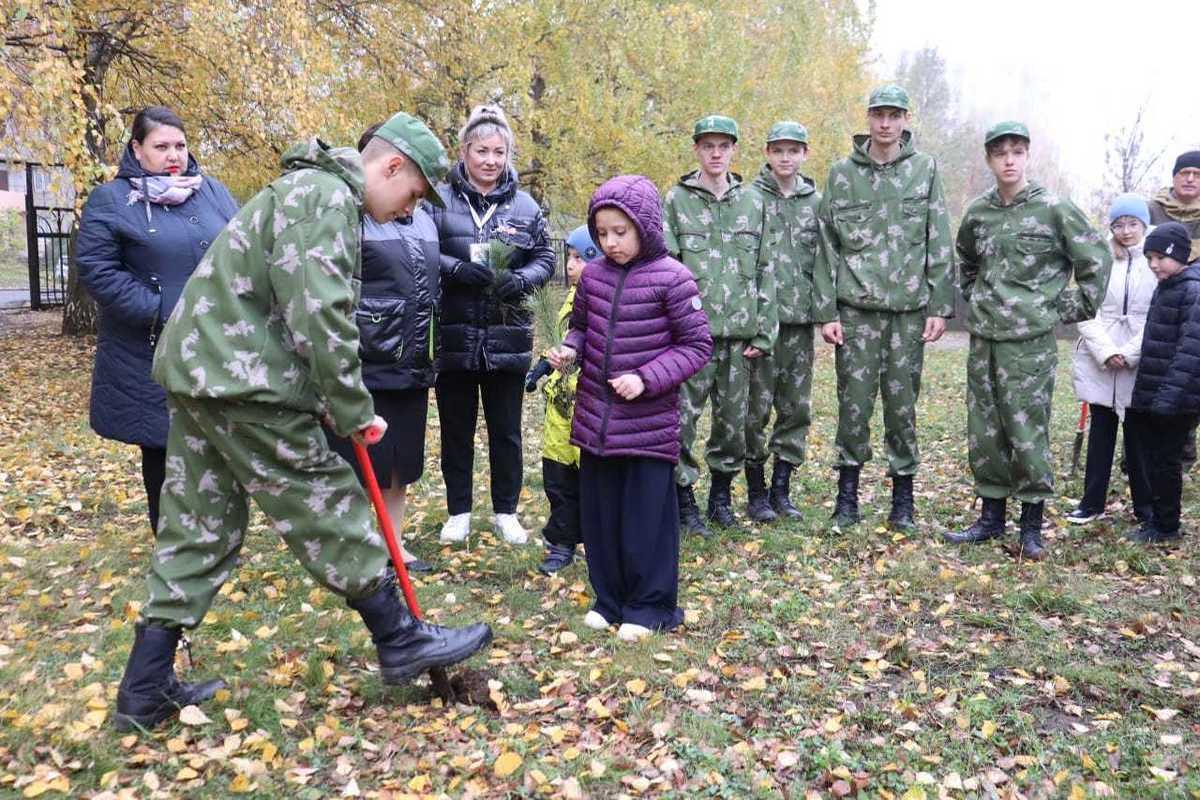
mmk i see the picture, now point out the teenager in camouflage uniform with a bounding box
[664,115,776,535]
[745,121,821,522]
[113,114,493,732]
[814,85,954,532]
[944,122,1111,560]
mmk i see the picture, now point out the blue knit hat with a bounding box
[1108,193,1150,227]
[566,224,600,260]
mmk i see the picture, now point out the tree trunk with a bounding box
[61,226,97,336]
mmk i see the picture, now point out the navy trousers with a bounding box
[1125,410,1196,534]
[542,458,581,548]
[1079,404,1152,523]
[579,452,683,631]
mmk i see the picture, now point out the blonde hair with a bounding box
[459,104,514,164]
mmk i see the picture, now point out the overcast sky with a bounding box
[868,0,1200,196]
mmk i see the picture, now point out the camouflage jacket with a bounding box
[752,164,821,325]
[957,182,1112,342]
[814,131,954,322]
[153,139,374,437]
[663,171,777,349]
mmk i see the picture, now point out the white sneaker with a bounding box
[583,610,611,630]
[439,513,471,543]
[617,623,652,642]
[494,513,528,544]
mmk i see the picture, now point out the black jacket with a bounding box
[428,163,555,374]
[76,144,238,448]
[356,211,441,391]
[1131,263,1200,416]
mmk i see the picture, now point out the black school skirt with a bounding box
[329,388,429,488]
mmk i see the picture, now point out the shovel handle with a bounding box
[352,439,423,618]
[1076,402,1089,433]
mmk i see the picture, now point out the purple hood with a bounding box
[564,176,712,462]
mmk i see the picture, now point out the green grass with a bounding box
[1,326,1198,797]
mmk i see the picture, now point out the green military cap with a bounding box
[983,120,1031,147]
[766,121,809,145]
[693,114,739,142]
[372,111,451,207]
[867,84,910,111]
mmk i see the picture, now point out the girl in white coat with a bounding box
[1067,193,1156,524]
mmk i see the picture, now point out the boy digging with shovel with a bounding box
[113,113,492,732]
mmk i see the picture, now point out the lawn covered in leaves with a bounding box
[0,313,1198,799]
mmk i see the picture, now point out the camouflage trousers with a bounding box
[967,333,1057,502]
[677,338,751,487]
[747,324,815,467]
[834,306,926,476]
[143,397,390,628]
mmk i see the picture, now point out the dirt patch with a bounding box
[434,666,499,710]
[0,309,58,337]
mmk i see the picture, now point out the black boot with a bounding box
[831,466,861,528]
[706,471,737,528]
[769,457,802,519]
[677,484,711,538]
[349,578,492,685]
[538,543,575,575]
[944,497,1007,543]
[745,463,778,523]
[114,624,226,732]
[887,474,916,531]
[1017,501,1047,560]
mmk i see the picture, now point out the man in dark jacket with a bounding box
[1125,222,1200,543]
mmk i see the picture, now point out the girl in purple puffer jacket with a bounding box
[549,175,712,641]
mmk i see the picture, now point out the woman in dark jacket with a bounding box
[429,104,555,545]
[326,123,442,572]
[76,106,238,535]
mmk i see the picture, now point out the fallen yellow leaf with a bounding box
[493,751,523,777]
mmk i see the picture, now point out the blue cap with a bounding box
[566,224,600,260]
[1108,192,1150,228]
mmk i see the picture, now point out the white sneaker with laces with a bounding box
[617,623,652,642]
[439,513,471,543]
[583,610,610,630]
[494,513,528,544]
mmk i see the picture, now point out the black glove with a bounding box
[525,358,552,392]
[448,260,492,288]
[494,272,526,302]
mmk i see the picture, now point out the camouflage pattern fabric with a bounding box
[958,182,1112,340]
[966,333,1057,502]
[813,131,955,322]
[676,339,752,487]
[153,138,374,438]
[662,171,777,350]
[747,324,815,467]
[833,306,926,476]
[752,164,821,326]
[144,398,389,628]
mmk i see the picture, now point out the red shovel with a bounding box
[352,435,455,699]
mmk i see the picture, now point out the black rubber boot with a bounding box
[677,484,711,538]
[706,471,737,528]
[349,578,492,685]
[769,457,802,519]
[831,466,861,528]
[114,624,226,732]
[887,474,916,531]
[1128,522,1182,544]
[745,463,778,523]
[1017,501,1047,561]
[944,497,1007,543]
[538,543,575,575]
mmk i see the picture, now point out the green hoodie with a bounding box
[152,138,373,437]
[957,181,1112,341]
[752,164,821,325]
[814,131,955,322]
[663,171,777,350]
